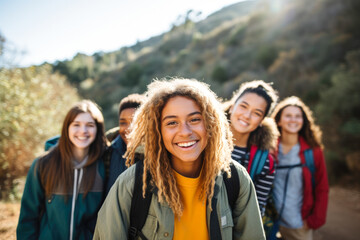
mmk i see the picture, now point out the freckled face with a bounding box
[119,108,136,145]
[230,92,267,134]
[68,112,97,151]
[278,106,303,135]
[161,96,208,166]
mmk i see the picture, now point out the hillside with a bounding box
[51,0,260,124]
[50,0,360,184]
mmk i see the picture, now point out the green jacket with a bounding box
[17,157,105,240]
[93,160,265,240]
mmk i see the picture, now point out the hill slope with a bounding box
[50,0,360,183]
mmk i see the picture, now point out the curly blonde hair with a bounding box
[271,96,323,148]
[125,78,233,216]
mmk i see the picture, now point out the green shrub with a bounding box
[211,65,228,83]
[0,65,79,200]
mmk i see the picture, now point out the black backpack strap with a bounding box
[209,197,222,240]
[209,162,240,240]
[129,160,152,240]
[276,163,303,217]
[223,162,240,210]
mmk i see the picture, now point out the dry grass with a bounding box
[0,201,20,240]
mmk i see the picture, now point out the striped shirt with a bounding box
[231,145,275,215]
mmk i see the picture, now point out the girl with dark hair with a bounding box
[17,100,107,240]
[271,96,329,240]
[94,78,265,239]
[226,80,279,216]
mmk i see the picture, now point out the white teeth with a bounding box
[239,120,249,126]
[77,136,88,140]
[177,141,196,147]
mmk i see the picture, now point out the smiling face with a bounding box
[68,112,97,153]
[230,92,267,136]
[278,105,303,135]
[119,107,136,145]
[161,96,208,171]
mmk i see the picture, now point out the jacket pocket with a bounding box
[140,214,158,240]
[220,209,234,239]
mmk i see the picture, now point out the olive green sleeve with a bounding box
[93,165,136,240]
[232,163,265,240]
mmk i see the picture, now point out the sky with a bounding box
[0,0,243,67]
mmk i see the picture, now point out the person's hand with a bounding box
[303,220,309,230]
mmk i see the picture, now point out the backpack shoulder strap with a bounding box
[304,149,315,188]
[249,147,269,180]
[44,135,60,151]
[129,161,152,240]
[223,162,240,211]
[209,162,239,240]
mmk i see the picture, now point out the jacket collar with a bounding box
[276,136,311,154]
[299,136,311,152]
[112,135,127,153]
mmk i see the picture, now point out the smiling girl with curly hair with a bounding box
[94,78,265,240]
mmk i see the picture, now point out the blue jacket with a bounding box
[105,135,127,195]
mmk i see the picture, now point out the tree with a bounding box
[0,33,5,56]
[0,65,79,200]
[212,65,228,83]
[316,50,360,182]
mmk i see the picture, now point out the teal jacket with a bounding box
[93,160,265,240]
[17,157,105,240]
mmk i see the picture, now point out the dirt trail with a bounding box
[1,186,359,240]
[0,202,17,240]
[314,186,360,240]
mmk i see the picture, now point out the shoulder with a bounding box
[24,158,40,180]
[300,138,324,159]
[111,135,125,151]
[28,156,45,174]
[106,127,120,143]
[249,117,279,150]
[311,146,323,155]
[116,163,137,194]
[230,159,246,171]
[229,159,252,185]
[30,157,40,168]
[311,146,325,163]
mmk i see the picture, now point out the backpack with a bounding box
[247,146,270,181]
[128,161,240,240]
[44,135,60,151]
[264,148,315,240]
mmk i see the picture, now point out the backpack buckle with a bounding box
[129,226,138,238]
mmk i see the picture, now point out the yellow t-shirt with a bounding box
[173,170,209,240]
